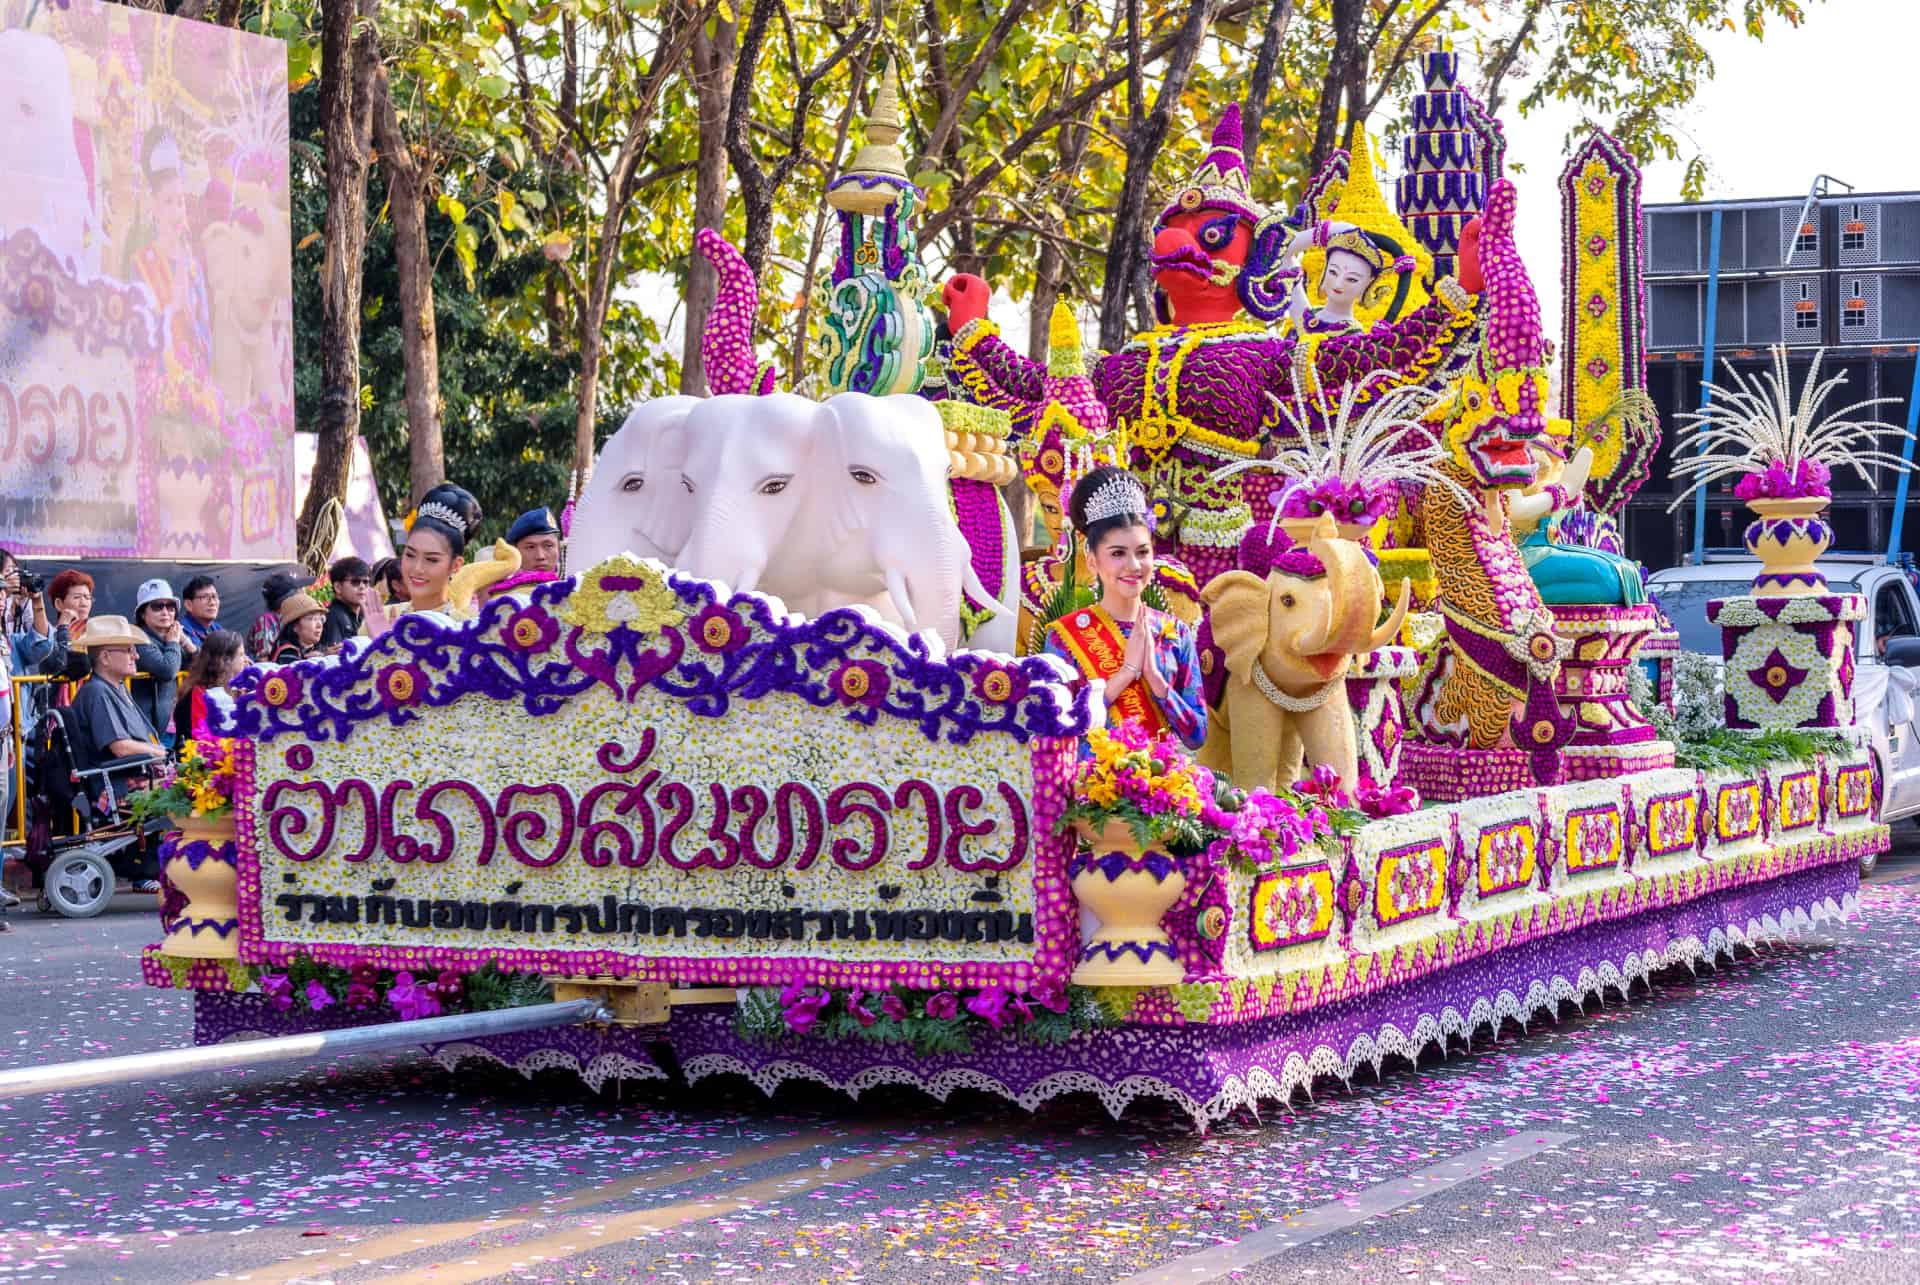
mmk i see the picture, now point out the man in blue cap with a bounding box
[479,506,566,607]
[505,507,563,575]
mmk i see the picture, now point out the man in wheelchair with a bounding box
[26,615,171,918]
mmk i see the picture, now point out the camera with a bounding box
[16,570,43,595]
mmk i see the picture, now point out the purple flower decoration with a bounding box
[923,991,960,1021]
[504,604,560,653]
[880,992,908,1021]
[1355,779,1419,817]
[257,669,302,710]
[1235,524,1326,580]
[259,972,293,1013]
[1735,458,1833,501]
[434,970,465,1003]
[846,987,880,1028]
[388,971,442,1021]
[831,660,890,710]
[779,983,831,1034]
[377,663,427,709]
[345,981,377,1010]
[691,603,749,654]
[1029,979,1070,1014]
[971,662,1029,705]
[304,980,334,1012]
[964,988,1010,1030]
[1278,477,1391,525]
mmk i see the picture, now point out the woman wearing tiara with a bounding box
[1042,466,1207,751]
[393,483,520,623]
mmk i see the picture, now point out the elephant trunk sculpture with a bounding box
[696,229,779,396]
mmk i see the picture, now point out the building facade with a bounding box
[1631,190,1920,570]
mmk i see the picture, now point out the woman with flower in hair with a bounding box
[1042,466,1206,752]
[397,483,519,621]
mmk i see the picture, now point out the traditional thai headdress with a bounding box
[1080,471,1149,526]
[1313,223,1418,313]
[1155,103,1266,231]
[409,500,469,537]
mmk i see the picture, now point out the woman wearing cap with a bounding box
[131,578,187,748]
[271,593,328,664]
[1040,466,1206,754]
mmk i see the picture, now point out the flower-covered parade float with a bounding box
[138,54,1894,1126]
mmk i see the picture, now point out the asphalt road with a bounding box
[5,831,1920,1284]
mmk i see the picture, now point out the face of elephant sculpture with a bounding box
[670,392,978,648]
[1198,515,1412,795]
[566,395,703,571]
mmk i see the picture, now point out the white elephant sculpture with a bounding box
[569,391,1011,652]
[567,395,703,567]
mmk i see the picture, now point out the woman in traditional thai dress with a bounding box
[1042,466,1207,752]
[397,483,488,622]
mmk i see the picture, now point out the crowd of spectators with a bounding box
[0,503,570,929]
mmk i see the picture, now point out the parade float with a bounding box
[135,50,1895,1125]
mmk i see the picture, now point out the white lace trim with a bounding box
[207,893,1854,1128]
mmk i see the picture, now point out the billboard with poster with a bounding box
[0,0,292,560]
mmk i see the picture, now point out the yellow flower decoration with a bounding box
[561,554,687,636]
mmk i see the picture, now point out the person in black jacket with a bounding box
[130,578,185,747]
[319,556,370,650]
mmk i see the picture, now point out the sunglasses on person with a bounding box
[342,577,371,587]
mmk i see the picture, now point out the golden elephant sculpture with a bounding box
[1198,515,1411,797]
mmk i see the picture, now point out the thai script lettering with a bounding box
[261,731,1030,874]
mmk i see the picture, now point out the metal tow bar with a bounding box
[0,999,612,1099]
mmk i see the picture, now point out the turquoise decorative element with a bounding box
[1521,521,1646,606]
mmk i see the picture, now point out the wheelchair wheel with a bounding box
[41,849,116,919]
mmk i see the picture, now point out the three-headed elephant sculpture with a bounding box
[568,391,1006,651]
[1197,515,1411,796]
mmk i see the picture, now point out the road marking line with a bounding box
[1114,1131,1576,1284]
[379,1127,1003,1285]
[197,1129,850,1285]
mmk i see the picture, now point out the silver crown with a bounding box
[416,500,468,535]
[1082,472,1148,526]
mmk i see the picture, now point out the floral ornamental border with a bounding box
[1643,791,1700,859]
[218,557,1093,751]
[229,704,1084,993]
[1372,838,1448,929]
[1475,818,1538,896]
[1776,768,1821,834]
[1562,804,1624,873]
[1247,862,1337,953]
[1716,781,1764,842]
[1835,763,1874,819]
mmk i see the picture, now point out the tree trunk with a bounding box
[681,17,737,395]
[368,63,444,506]
[298,0,380,565]
[1240,0,1296,169]
[1098,0,1219,351]
[569,0,708,492]
[1307,0,1365,176]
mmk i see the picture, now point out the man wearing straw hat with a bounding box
[70,615,166,770]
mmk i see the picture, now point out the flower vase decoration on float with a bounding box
[1669,347,1915,732]
[941,103,1486,585]
[129,738,241,959]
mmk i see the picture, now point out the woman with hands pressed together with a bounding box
[1041,466,1207,752]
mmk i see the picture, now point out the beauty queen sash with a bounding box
[1050,606,1168,738]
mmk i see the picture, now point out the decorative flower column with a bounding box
[1708,592,1863,730]
[160,813,240,959]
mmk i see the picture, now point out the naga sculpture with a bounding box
[941,103,1485,584]
[1402,182,1578,790]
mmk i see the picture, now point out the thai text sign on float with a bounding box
[229,557,1085,989]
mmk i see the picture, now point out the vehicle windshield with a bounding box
[1648,577,1858,655]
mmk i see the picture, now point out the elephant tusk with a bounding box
[961,562,1006,619]
[1368,577,1413,652]
[885,568,921,629]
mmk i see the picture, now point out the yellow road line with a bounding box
[197,1128,849,1285]
[381,1128,1000,1285]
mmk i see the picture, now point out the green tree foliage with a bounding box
[272,0,1814,526]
